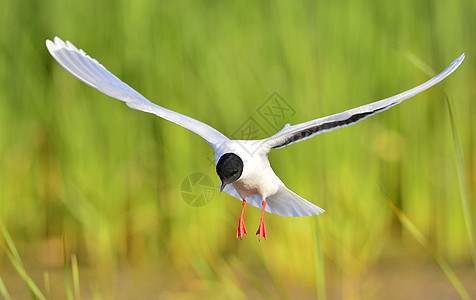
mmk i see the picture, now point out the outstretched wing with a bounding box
[264,54,465,150]
[223,184,324,217]
[46,37,229,149]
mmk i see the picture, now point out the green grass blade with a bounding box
[445,95,476,275]
[63,234,74,300]
[313,219,326,300]
[4,250,47,300]
[388,200,471,300]
[43,271,51,300]
[0,273,12,300]
[258,247,289,300]
[401,53,475,275]
[71,254,81,300]
[1,224,46,300]
[229,256,275,300]
[1,224,23,265]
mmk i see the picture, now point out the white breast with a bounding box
[232,153,280,199]
[215,140,280,200]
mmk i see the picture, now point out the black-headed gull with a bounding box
[46,37,464,240]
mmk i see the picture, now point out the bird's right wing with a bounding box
[263,54,465,150]
[46,37,229,148]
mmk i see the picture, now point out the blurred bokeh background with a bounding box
[0,0,474,299]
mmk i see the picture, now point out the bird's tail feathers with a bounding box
[223,185,324,217]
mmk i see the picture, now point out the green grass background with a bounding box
[0,0,474,298]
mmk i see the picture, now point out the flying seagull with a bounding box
[46,37,464,240]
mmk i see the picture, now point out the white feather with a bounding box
[223,184,324,217]
[265,54,465,150]
[46,37,229,149]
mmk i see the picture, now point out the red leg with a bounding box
[236,200,248,239]
[256,200,267,240]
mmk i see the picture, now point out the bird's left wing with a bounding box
[46,37,229,148]
[264,54,465,150]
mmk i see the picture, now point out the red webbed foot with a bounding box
[256,218,267,240]
[236,216,247,239]
[236,200,248,239]
[256,200,267,241]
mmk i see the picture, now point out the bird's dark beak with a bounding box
[220,182,226,193]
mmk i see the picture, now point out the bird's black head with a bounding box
[216,153,243,191]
